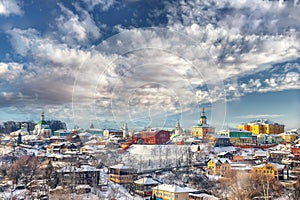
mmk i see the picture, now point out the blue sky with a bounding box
[0,0,299,131]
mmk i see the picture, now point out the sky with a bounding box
[0,0,299,131]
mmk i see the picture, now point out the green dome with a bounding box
[200,116,207,119]
[37,120,48,125]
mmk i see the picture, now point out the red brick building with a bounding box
[132,130,170,145]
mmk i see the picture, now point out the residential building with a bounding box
[152,184,189,200]
[217,152,233,160]
[53,129,72,137]
[256,134,282,145]
[133,177,159,198]
[280,132,298,143]
[208,134,231,147]
[191,107,215,139]
[252,162,288,180]
[218,129,252,145]
[289,160,300,180]
[269,151,290,164]
[109,164,137,184]
[238,119,284,135]
[46,142,67,154]
[290,144,300,159]
[207,158,231,176]
[57,165,101,187]
[103,129,123,138]
[132,130,170,145]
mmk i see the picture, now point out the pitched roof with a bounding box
[134,177,159,185]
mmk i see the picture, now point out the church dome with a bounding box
[37,120,48,125]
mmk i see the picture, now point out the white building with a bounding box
[33,112,52,138]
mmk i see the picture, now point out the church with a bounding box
[33,112,52,138]
[191,107,215,139]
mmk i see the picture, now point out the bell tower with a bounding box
[199,107,207,125]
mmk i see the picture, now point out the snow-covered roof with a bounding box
[252,162,285,170]
[110,163,133,170]
[134,177,159,185]
[78,132,92,137]
[254,150,268,157]
[75,184,91,189]
[218,151,230,156]
[269,150,289,154]
[219,128,251,133]
[152,184,189,193]
[269,162,285,170]
[214,146,236,153]
[189,193,219,199]
[219,158,231,164]
[57,165,100,173]
[22,134,39,141]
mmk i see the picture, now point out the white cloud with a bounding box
[82,0,117,11]
[0,0,22,16]
[0,62,24,82]
[56,3,101,46]
[235,114,285,119]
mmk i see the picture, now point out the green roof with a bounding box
[200,116,207,118]
[37,120,48,125]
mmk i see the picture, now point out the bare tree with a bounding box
[250,172,283,200]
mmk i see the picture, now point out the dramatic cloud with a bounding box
[56,3,101,46]
[1,0,299,129]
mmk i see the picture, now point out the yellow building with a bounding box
[191,107,215,139]
[280,132,298,143]
[252,162,286,180]
[109,164,137,184]
[152,184,189,200]
[207,158,231,176]
[238,119,284,135]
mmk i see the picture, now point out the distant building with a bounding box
[280,131,298,143]
[86,128,103,135]
[269,151,290,164]
[238,119,284,135]
[57,165,100,187]
[10,123,29,137]
[175,121,182,135]
[191,107,215,139]
[109,164,137,184]
[53,129,72,137]
[290,144,300,159]
[152,184,190,200]
[252,162,288,180]
[207,134,231,147]
[218,129,252,145]
[132,130,170,145]
[122,121,128,138]
[207,158,231,176]
[33,112,52,138]
[103,129,123,138]
[256,134,282,145]
[133,177,159,198]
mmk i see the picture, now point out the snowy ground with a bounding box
[121,144,210,172]
[0,145,13,155]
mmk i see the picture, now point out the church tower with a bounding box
[199,107,207,125]
[41,112,45,121]
[122,121,128,138]
[175,121,181,135]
